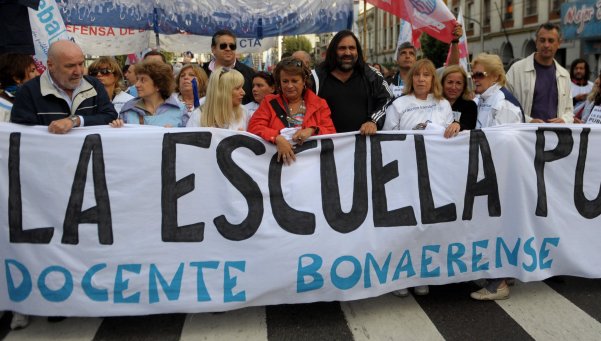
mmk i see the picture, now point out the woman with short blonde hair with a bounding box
[472,53,507,86]
[384,58,454,136]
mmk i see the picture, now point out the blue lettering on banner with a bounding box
[5,260,248,304]
[295,236,560,292]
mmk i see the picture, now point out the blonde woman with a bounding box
[88,56,134,113]
[187,67,247,130]
[383,59,454,136]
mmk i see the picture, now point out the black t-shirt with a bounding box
[452,96,477,130]
[319,71,368,133]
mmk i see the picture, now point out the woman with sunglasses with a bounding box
[581,72,601,124]
[440,65,477,137]
[248,57,336,165]
[175,64,208,115]
[88,57,134,113]
[186,67,247,130]
[471,53,524,130]
[244,71,276,116]
[111,60,187,127]
[469,53,523,301]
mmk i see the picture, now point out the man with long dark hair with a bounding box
[313,30,392,134]
[570,58,593,115]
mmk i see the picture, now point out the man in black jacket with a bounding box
[10,40,117,133]
[313,30,392,134]
[202,29,255,105]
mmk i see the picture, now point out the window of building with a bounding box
[550,0,563,18]
[484,0,491,27]
[525,0,537,17]
[504,0,513,20]
[467,2,474,30]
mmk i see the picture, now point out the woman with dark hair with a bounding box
[0,53,39,123]
[244,71,275,116]
[88,56,134,113]
[248,57,336,165]
[111,60,187,127]
[440,65,477,137]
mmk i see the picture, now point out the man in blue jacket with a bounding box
[11,40,117,133]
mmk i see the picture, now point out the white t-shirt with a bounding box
[187,102,248,131]
[383,94,453,131]
[113,91,134,114]
[571,81,594,114]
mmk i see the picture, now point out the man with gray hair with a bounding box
[11,40,117,133]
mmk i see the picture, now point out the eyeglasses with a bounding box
[471,71,488,79]
[90,68,114,76]
[219,43,237,51]
[219,67,231,79]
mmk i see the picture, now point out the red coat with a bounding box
[247,90,336,143]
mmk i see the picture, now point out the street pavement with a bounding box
[1,276,601,340]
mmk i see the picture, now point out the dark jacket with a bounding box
[202,60,256,105]
[10,72,118,126]
[313,64,392,126]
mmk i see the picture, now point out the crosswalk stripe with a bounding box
[180,307,267,341]
[3,316,102,341]
[496,281,601,340]
[341,294,444,341]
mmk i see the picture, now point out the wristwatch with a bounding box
[68,115,79,127]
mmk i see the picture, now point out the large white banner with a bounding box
[1,123,601,316]
[66,25,279,55]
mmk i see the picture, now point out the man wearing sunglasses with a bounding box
[506,22,573,123]
[10,40,117,133]
[202,29,255,105]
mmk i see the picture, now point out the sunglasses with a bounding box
[90,68,114,76]
[281,59,303,68]
[471,71,488,80]
[218,43,237,51]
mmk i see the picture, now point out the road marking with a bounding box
[497,281,601,340]
[342,294,444,341]
[180,307,267,341]
[4,316,102,341]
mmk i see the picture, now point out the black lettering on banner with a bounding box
[574,128,601,219]
[414,135,457,223]
[214,135,266,240]
[269,141,317,234]
[534,128,573,217]
[463,130,501,220]
[63,134,113,244]
[8,133,54,243]
[162,132,212,242]
[320,136,368,233]
[370,134,417,227]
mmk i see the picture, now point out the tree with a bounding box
[282,36,312,55]
[420,34,450,68]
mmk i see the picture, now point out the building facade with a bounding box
[356,1,600,76]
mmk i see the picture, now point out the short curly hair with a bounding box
[273,57,313,93]
[134,60,175,99]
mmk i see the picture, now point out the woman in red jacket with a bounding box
[248,57,336,165]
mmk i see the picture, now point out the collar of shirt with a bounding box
[208,59,236,72]
[47,72,83,110]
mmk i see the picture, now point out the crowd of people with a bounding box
[1,22,600,330]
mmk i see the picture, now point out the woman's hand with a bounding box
[292,127,315,145]
[109,119,124,128]
[275,135,296,165]
[444,121,461,138]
